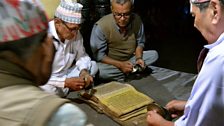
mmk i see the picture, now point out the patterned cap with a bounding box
[191,0,210,3]
[55,0,83,24]
[0,0,48,42]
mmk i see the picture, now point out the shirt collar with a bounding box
[204,32,224,50]
[49,20,61,41]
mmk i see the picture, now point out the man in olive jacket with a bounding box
[0,0,86,126]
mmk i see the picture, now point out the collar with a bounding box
[49,20,60,41]
[204,32,224,50]
[0,60,35,88]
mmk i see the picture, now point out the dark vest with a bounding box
[96,13,142,61]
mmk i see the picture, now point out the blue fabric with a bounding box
[175,33,224,126]
[97,50,158,81]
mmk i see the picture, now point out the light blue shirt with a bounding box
[175,33,224,126]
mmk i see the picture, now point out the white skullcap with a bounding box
[55,0,83,24]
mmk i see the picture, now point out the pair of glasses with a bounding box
[113,12,132,19]
[61,21,80,32]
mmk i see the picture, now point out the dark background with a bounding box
[79,0,207,74]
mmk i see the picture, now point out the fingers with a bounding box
[75,81,85,90]
[165,100,186,111]
[82,75,94,88]
[147,110,162,116]
[147,111,161,124]
[170,114,179,118]
[136,59,145,68]
[147,110,156,115]
[165,100,178,110]
[65,77,86,91]
[79,85,83,89]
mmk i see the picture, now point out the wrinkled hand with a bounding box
[147,111,173,126]
[80,74,93,88]
[165,100,186,118]
[136,58,145,68]
[65,77,86,91]
[119,61,133,74]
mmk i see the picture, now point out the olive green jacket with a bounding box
[0,60,69,126]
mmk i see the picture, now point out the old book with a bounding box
[88,81,154,121]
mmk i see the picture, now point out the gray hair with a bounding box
[110,0,134,5]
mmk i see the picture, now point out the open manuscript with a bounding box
[80,81,154,123]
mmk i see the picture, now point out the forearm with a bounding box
[135,46,143,59]
[101,56,122,69]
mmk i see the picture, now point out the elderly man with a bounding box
[0,0,86,126]
[147,0,224,125]
[90,0,158,82]
[41,0,98,97]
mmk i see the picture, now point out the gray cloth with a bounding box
[67,66,196,126]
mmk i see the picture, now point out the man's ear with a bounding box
[111,5,113,12]
[54,18,62,25]
[41,34,55,63]
[210,0,221,24]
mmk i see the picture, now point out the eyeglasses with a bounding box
[113,12,132,19]
[61,21,80,32]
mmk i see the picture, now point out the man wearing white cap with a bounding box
[147,0,224,125]
[41,0,98,97]
[0,0,86,126]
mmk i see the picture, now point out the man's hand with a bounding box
[79,69,93,88]
[81,74,93,88]
[135,58,145,68]
[147,111,174,126]
[119,61,133,74]
[165,100,186,118]
[64,77,85,91]
[101,56,133,74]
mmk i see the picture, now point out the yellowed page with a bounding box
[94,82,154,118]
[94,81,128,98]
[119,107,147,121]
